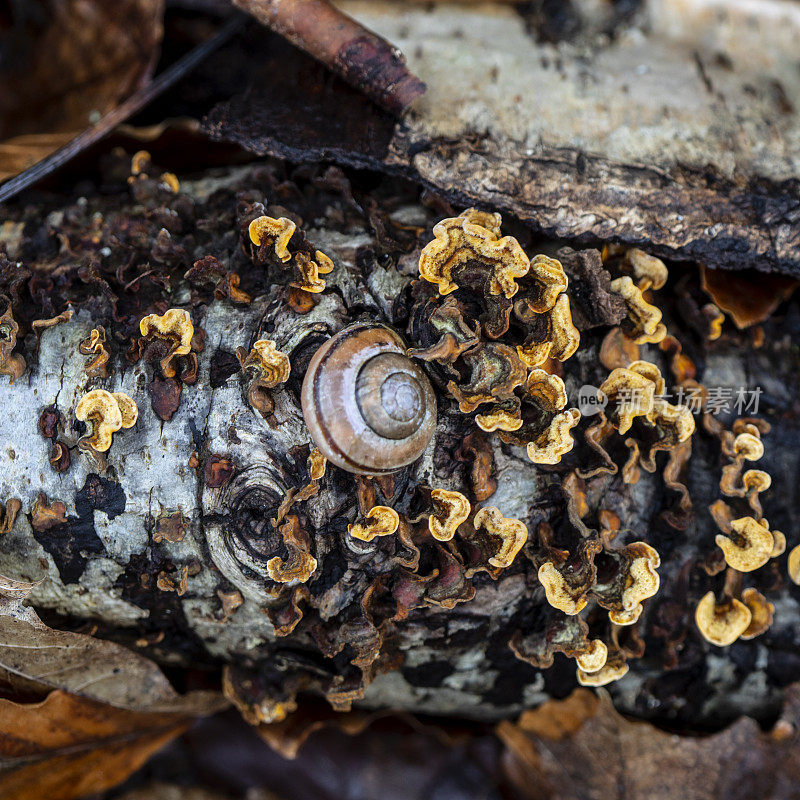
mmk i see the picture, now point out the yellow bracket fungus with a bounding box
[0,499,21,535]
[248,215,296,262]
[79,327,110,379]
[448,342,527,414]
[548,293,581,361]
[715,516,774,572]
[266,516,318,584]
[627,359,666,396]
[538,561,587,615]
[625,248,668,291]
[650,398,695,444]
[516,340,552,369]
[789,544,800,585]
[308,448,327,481]
[419,209,530,298]
[577,661,630,687]
[574,640,608,674]
[292,250,334,294]
[733,431,765,461]
[527,408,581,465]
[428,489,471,542]
[704,303,725,340]
[237,339,291,418]
[473,506,528,568]
[0,301,25,383]
[349,505,400,542]
[75,389,138,452]
[695,591,752,646]
[528,254,569,313]
[609,543,661,626]
[525,369,567,412]
[743,469,771,494]
[599,366,656,434]
[610,276,667,344]
[139,308,194,378]
[740,588,774,640]
[240,339,291,387]
[476,402,523,432]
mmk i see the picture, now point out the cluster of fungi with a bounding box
[227,206,786,705]
[0,152,792,722]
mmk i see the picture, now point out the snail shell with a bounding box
[301,323,436,474]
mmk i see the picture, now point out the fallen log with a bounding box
[0,155,798,730]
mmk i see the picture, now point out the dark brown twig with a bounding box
[232,0,426,116]
[0,14,246,205]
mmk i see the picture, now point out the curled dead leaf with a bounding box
[0,1,165,182]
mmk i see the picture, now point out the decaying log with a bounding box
[204,0,800,275]
[1,157,799,730]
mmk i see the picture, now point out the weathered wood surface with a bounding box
[204,0,800,275]
[1,159,799,728]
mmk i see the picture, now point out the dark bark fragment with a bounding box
[200,26,800,277]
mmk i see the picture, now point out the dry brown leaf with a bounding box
[0,0,164,181]
[701,266,797,329]
[0,690,191,800]
[511,689,599,740]
[0,574,226,714]
[117,785,253,800]
[256,706,380,759]
[498,688,800,800]
[254,704,463,760]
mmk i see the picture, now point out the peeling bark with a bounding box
[203,0,800,275]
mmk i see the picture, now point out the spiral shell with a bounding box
[301,323,436,474]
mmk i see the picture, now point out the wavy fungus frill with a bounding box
[408,209,581,469]
[0,297,25,382]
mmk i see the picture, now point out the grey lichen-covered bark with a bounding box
[1,160,799,728]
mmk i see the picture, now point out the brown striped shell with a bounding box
[301,323,436,474]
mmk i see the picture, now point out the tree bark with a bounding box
[204,0,800,275]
